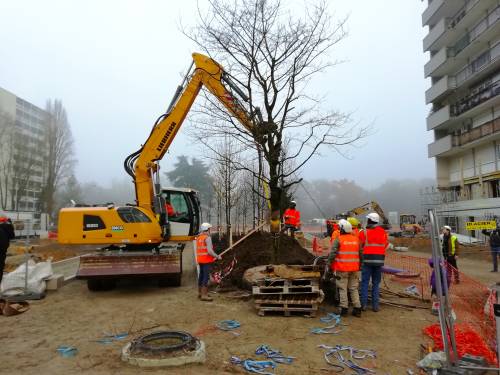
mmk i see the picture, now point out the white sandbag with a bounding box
[1,259,53,296]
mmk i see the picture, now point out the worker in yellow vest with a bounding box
[195,222,221,301]
[442,225,459,283]
[327,219,362,317]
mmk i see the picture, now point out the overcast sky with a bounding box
[0,0,433,189]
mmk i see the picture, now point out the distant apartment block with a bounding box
[0,86,48,213]
[423,0,500,235]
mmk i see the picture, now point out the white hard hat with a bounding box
[200,222,212,232]
[338,219,352,233]
[443,225,452,231]
[366,212,380,223]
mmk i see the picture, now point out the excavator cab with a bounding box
[160,187,200,241]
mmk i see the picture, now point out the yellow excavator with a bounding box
[326,201,391,236]
[58,53,260,290]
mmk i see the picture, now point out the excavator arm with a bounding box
[125,53,259,215]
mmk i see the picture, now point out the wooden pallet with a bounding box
[254,293,322,305]
[256,305,318,317]
[253,278,319,295]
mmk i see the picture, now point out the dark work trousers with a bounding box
[198,263,212,287]
[446,255,459,283]
[0,243,7,286]
[491,246,500,272]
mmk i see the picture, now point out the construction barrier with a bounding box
[385,251,497,361]
[304,240,497,360]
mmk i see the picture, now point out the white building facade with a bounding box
[0,86,48,214]
[423,0,500,236]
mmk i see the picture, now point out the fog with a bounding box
[0,0,433,189]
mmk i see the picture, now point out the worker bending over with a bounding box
[359,213,389,312]
[283,201,301,238]
[195,222,221,302]
[327,219,362,317]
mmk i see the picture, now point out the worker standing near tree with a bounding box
[442,225,460,283]
[195,222,221,302]
[327,219,362,317]
[0,213,15,287]
[283,201,301,238]
[359,213,389,312]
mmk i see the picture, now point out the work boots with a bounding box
[340,307,349,317]
[352,307,362,318]
[200,287,213,302]
[198,287,202,299]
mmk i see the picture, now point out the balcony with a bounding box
[428,134,453,157]
[453,117,500,147]
[425,76,456,104]
[423,17,448,52]
[451,79,500,118]
[424,47,453,77]
[455,41,500,87]
[424,5,500,78]
[427,105,451,130]
[422,0,465,27]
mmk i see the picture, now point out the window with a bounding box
[83,215,106,231]
[443,216,458,233]
[116,207,151,223]
[490,180,500,198]
[162,191,190,223]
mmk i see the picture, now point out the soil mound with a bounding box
[213,231,315,287]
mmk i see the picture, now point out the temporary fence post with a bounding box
[494,284,500,374]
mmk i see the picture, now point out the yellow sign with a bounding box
[465,220,497,231]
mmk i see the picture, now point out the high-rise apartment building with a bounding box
[423,0,500,235]
[0,86,47,213]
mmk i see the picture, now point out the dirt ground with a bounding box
[0,240,442,375]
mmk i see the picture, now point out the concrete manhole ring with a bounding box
[121,331,206,367]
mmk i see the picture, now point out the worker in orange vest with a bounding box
[327,219,362,317]
[283,201,301,238]
[195,222,221,301]
[330,222,340,243]
[358,212,389,312]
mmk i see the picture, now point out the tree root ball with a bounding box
[212,231,315,289]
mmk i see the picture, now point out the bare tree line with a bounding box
[0,100,76,221]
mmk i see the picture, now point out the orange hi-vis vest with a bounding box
[330,229,340,244]
[360,226,388,265]
[352,227,360,238]
[331,233,360,272]
[196,233,215,264]
[283,208,300,227]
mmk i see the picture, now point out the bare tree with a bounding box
[41,100,76,220]
[210,135,242,243]
[185,0,369,228]
[0,111,15,210]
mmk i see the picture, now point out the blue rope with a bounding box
[255,345,295,364]
[311,312,343,334]
[216,320,241,331]
[231,356,276,375]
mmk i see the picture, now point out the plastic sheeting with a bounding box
[1,259,53,296]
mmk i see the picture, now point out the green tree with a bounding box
[165,156,213,204]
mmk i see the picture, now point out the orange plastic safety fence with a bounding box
[386,251,497,361]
